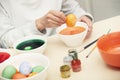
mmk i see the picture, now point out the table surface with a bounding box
[1,15,120,80]
[45,15,120,80]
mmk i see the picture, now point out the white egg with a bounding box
[19,61,32,75]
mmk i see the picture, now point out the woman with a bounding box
[0,0,93,48]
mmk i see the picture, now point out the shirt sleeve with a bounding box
[61,0,93,21]
[0,4,45,48]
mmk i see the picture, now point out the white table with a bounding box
[1,15,120,80]
[45,15,120,80]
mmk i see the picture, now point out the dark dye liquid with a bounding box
[16,39,45,50]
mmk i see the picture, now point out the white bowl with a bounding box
[13,35,47,54]
[56,22,88,47]
[0,53,50,80]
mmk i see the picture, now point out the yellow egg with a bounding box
[66,14,77,27]
[28,72,37,77]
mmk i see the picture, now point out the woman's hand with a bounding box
[35,10,66,31]
[79,15,93,39]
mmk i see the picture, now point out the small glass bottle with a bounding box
[63,56,73,67]
[71,58,81,72]
[60,65,71,78]
[68,49,81,72]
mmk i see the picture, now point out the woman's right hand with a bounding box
[35,10,66,31]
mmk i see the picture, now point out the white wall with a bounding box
[76,0,120,22]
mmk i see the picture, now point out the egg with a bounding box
[12,72,27,79]
[66,14,77,27]
[19,61,32,75]
[2,65,17,79]
[24,46,33,50]
[28,72,37,77]
[32,65,44,73]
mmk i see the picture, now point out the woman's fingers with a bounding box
[49,10,66,22]
[79,15,93,39]
[46,10,66,26]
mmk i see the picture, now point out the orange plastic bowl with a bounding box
[97,32,120,67]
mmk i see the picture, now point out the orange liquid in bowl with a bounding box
[59,26,85,35]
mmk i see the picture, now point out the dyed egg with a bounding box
[28,72,37,77]
[24,46,32,50]
[2,65,17,79]
[32,65,44,73]
[19,62,32,75]
[66,14,76,27]
[12,72,27,79]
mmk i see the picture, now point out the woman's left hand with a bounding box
[79,15,93,39]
